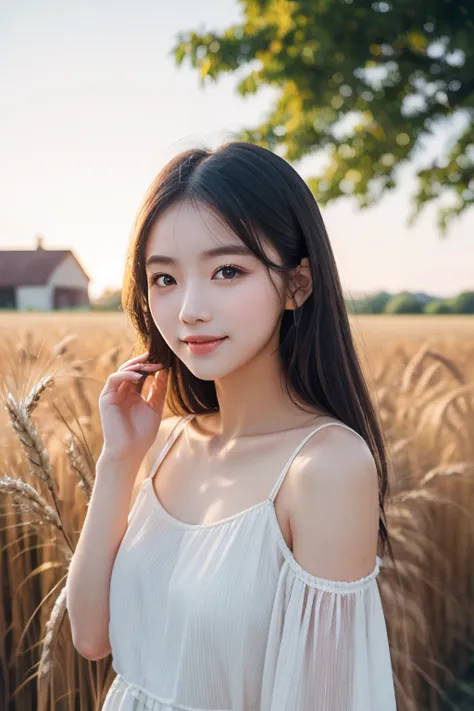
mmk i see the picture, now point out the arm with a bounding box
[260,429,397,711]
[66,415,180,660]
[66,452,143,660]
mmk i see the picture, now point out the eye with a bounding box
[214,264,244,281]
[149,264,245,288]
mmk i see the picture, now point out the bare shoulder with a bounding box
[289,421,379,581]
[287,419,374,483]
[301,420,374,472]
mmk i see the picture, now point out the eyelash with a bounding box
[150,264,245,288]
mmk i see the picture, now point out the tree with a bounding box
[424,298,453,313]
[171,0,474,234]
[346,290,392,313]
[450,290,474,312]
[385,292,425,313]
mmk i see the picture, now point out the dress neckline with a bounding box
[144,477,272,530]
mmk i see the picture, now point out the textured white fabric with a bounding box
[104,415,397,710]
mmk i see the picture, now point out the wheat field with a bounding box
[1,312,473,711]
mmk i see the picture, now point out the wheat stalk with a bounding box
[423,350,465,386]
[37,584,68,706]
[4,391,58,495]
[412,361,444,397]
[0,475,63,531]
[420,462,474,486]
[399,342,433,394]
[64,433,94,497]
[431,383,474,440]
[2,381,75,554]
[73,375,93,416]
[23,375,55,414]
[50,334,77,357]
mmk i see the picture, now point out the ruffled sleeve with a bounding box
[260,555,397,711]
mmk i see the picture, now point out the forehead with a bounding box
[146,201,240,258]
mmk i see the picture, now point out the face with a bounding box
[144,200,288,381]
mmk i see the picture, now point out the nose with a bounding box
[179,287,212,324]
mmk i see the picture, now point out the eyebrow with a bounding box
[145,245,253,269]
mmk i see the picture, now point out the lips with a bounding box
[186,336,225,343]
[184,337,226,343]
[185,337,228,354]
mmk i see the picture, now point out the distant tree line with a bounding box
[347,290,474,314]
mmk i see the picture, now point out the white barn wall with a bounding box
[17,286,52,311]
[48,254,89,288]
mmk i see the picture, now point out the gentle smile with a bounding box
[185,337,228,355]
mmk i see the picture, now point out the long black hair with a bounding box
[122,140,395,568]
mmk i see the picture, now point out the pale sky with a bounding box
[1,0,473,299]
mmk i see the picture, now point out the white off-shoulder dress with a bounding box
[103,414,397,711]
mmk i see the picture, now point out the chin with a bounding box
[186,367,228,381]
[183,360,236,381]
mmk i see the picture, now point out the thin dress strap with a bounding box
[268,422,368,503]
[148,414,195,481]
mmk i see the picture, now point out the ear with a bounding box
[284,257,312,311]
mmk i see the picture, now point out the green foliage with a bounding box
[171,0,474,234]
[347,290,392,313]
[367,291,393,313]
[346,297,374,314]
[385,292,425,313]
[424,298,454,313]
[450,290,474,313]
[346,290,474,314]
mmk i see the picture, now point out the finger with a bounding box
[117,378,141,397]
[101,370,143,397]
[123,365,165,397]
[122,363,163,375]
[145,369,169,407]
[117,352,149,372]
[117,351,150,372]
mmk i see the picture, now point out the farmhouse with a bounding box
[0,236,90,310]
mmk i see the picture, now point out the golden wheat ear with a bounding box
[37,583,68,710]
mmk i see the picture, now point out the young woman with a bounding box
[67,141,398,710]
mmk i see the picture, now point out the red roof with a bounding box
[0,249,90,287]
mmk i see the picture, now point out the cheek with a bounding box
[229,279,282,331]
[148,297,173,340]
